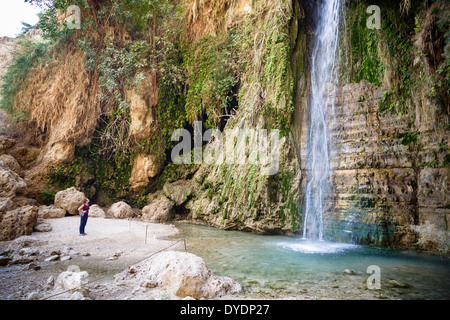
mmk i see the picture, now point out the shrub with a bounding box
[39,190,57,205]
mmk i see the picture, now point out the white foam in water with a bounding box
[278,240,358,254]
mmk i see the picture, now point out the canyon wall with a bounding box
[1,0,448,251]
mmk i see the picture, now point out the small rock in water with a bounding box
[27,291,43,300]
[343,269,355,275]
[46,276,55,287]
[69,250,79,257]
[22,263,40,271]
[385,279,410,288]
[106,251,122,260]
[69,291,86,300]
[60,256,72,261]
[50,250,61,256]
[45,255,59,262]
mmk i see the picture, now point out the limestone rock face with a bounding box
[0,137,15,155]
[41,141,75,166]
[126,71,157,141]
[0,197,14,213]
[126,71,164,192]
[141,191,175,222]
[115,251,242,299]
[107,201,135,219]
[0,205,38,241]
[129,154,163,191]
[163,180,194,206]
[7,145,40,169]
[54,187,86,215]
[318,81,450,247]
[0,144,40,241]
[0,36,19,84]
[0,160,26,197]
[0,137,16,155]
[0,154,23,176]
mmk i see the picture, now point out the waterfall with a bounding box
[303,0,341,240]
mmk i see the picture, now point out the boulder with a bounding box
[141,191,175,222]
[129,154,163,191]
[11,196,37,208]
[0,197,14,213]
[54,187,86,215]
[88,204,106,218]
[7,145,40,168]
[54,270,89,297]
[0,205,38,241]
[0,153,23,176]
[0,136,16,155]
[33,219,52,232]
[6,235,46,252]
[38,205,66,219]
[107,201,135,219]
[163,179,194,206]
[0,160,27,197]
[115,251,242,299]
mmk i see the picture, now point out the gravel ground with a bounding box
[0,216,184,300]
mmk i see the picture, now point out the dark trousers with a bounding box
[79,213,88,234]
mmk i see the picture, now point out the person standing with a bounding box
[78,198,90,236]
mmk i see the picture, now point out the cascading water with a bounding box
[303,0,341,240]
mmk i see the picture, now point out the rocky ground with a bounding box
[0,217,185,299]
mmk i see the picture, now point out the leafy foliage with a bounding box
[0,39,51,118]
[183,33,239,127]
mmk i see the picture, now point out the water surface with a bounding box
[172,222,450,300]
